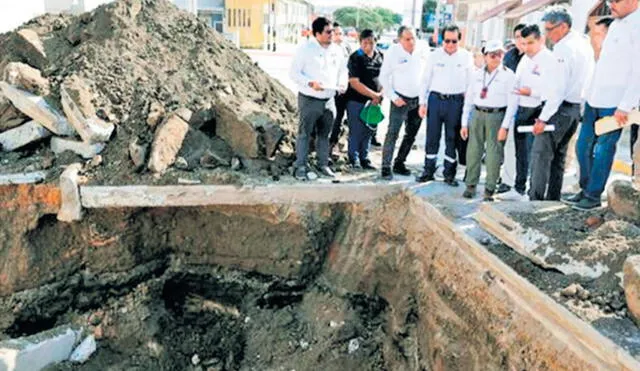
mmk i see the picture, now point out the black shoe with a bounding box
[393,163,412,176]
[319,166,336,178]
[381,167,393,180]
[463,185,476,199]
[416,172,435,183]
[370,137,382,147]
[572,197,601,211]
[483,189,495,202]
[496,183,511,194]
[561,191,584,206]
[294,167,307,181]
[360,160,377,170]
[444,178,459,187]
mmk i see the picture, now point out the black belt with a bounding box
[431,92,464,100]
[475,106,506,113]
[396,92,418,101]
[561,101,580,108]
[299,93,329,102]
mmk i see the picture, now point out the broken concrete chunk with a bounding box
[129,138,148,169]
[0,120,52,151]
[0,82,75,136]
[0,96,29,132]
[0,325,80,371]
[60,78,114,143]
[146,102,165,128]
[69,335,96,363]
[624,255,640,326]
[148,113,189,173]
[3,62,50,96]
[0,171,47,185]
[15,29,48,70]
[607,180,640,222]
[51,137,105,159]
[58,163,83,222]
[174,107,193,123]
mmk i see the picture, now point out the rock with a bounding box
[177,178,201,185]
[585,215,604,229]
[348,338,359,354]
[0,96,29,132]
[191,354,201,366]
[299,340,309,350]
[578,288,590,301]
[200,149,231,168]
[148,113,189,173]
[0,120,52,151]
[69,335,97,363]
[129,138,147,169]
[147,102,165,128]
[0,82,75,136]
[263,123,285,158]
[608,180,640,221]
[231,157,241,171]
[0,326,80,371]
[14,29,48,70]
[58,163,83,222]
[624,255,640,325]
[307,171,318,181]
[174,156,189,170]
[174,107,193,123]
[3,62,50,96]
[178,128,232,169]
[93,325,104,340]
[60,76,114,143]
[561,283,582,297]
[88,155,103,168]
[51,137,106,159]
[0,171,47,185]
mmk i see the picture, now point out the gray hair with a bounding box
[542,5,573,28]
[397,25,414,39]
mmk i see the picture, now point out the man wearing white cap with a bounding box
[460,40,518,201]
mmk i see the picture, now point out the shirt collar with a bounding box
[555,30,574,47]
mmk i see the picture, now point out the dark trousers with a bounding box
[346,101,374,164]
[330,93,349,145]
[424,92,465,179]
[632,124,638,173]
[295,94,336,168]
[576,103,620,201]
[513,105,542,194]
[529,103,580,201]
[382,96,421,168]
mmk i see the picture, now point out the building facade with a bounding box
[44,0,112,14]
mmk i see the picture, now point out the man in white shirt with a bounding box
[379,26,423,180]
[417,24,473,186]
[329,22,354,151]
[511,24,557,195]
[289,17,348,181]
[567,0,640,210]
[528,7,594,202]
[460,40,518,201]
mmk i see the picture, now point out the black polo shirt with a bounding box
[345,48,383,103]
[503,47,524,73]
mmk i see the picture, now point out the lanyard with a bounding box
[481,68,499,99]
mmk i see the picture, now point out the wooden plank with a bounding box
[595,109,640,135]
[422,200,640,371]
[80,184,405,208]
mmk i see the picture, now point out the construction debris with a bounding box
[0,120,51,151]
[608,180,640,221]
[60,75,114,143]
[625,255,640,326]
[51,137,105,159]
[148,113,189,173]
[0,325,80,371]
[58,163,83,222]
[3,62,50,96]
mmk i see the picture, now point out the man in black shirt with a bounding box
[345,29,384,169]
[503,23,526,73]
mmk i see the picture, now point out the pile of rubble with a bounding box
[0,0,298,185]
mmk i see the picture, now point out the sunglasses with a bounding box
[323,29,334,35]
[544,23,562,32]
[443,39,458,44]
[606,0,623,4]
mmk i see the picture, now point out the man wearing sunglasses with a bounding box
[417,24,473,186]
[460,40,518,201]
[528,7,594,202]
[289,17,348,181]
[565,0,640,210]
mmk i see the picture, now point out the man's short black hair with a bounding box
[520,24,542,39]
[312,17,331,37]
[360,29,375,41]
[333,22,341,28]
[441,24,461,40]
[397,25,413,39]
[514,23,526,35]
[595,17,614,28]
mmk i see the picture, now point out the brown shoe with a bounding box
[483,189,495,202]
[463,185,476,199]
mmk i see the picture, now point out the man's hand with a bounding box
[308,81,324,91]
[418,104,427,118]
[614,109,629,127]
[533,119,546,135]
[337,85,347,95]
[393,98,407,108]
[497,128,508,142]
[460,127,469,141]
[371,92,382,105]
[515,87,532,96]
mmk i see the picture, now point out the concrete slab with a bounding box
[0,325,80,371]
[60,82,113,143]
[51,137,105,159]
[148,113,189,173]
[58,163,83,222]
[0,120,51,151]
[0,171,47,185]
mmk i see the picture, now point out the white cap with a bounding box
[483,39,504,54]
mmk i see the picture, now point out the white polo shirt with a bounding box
[379,43,423,101]
[461,65,518,129]
[289,38,349,100]
[420,47,473,105]
[514,48,557,108]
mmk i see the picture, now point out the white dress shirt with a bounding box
[379,43,423,101]
[462,66,518,129]
[514,48,557,108]
[289,38,349,99]
[539,31,594,122]
[420,47,473,105]
[586,8,640,112]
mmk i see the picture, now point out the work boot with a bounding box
[393,163,412,176]
[561,191,584,206]
[370,137,382,147]
[381,167,393,180]
[319,166,336,178]
[444,178,459,187]
[462,185,476,199]
[496,183,511,194]
[294,167,307,181]
[483,189,495,202]
[572,197,601,211]
[360,159,377,171]
[415,171,435,183]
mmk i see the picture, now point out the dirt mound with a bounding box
[0,0,298,185]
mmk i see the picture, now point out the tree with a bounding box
[333,6,402,33]
[422,0,437,32]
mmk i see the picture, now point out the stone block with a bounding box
[51,137,105,159]
[0,325,80,371]
[607,180,640,221]
[60,77,113,143]
[58,163,83,222]
[14,29,48,70]
[0,120,51,151]
[148,113,189,173]
[624,255,640,326]
[3,62,50,96]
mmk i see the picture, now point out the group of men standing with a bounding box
[289,0,639,211]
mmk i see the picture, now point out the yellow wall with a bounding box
[226,0,273,48]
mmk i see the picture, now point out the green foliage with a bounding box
[333,6,403,33]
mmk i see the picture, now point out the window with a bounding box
[247,10,251,28]
[242,9,247,27]
[227,9,231,26]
